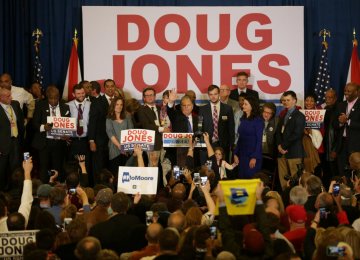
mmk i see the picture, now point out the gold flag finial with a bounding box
[353,28,358,47]
[319,29,331,49]
[32,28,43,53]
[73,28,79,47]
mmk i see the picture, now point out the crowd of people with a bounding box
[0,70,360,259]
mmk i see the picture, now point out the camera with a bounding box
[326,246,345,257]
[48,170,55,176]
[333,183,340,196]
[23,152,30,161]
[205,160,212,171]
[284,163,304,187]
[145,211,153,226]
[193,173,201,186]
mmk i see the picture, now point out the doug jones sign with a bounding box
[83,6,304,101]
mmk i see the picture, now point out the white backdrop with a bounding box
[83,6,304,103]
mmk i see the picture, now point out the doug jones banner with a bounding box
[82,6,304,102]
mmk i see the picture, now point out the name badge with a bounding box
[222,116,228,120]
[79,119,84,127]
[281,125,285,133]
[262,133,267,143]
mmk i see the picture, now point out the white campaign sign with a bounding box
[83,6,304,103]
[118,167,158,195]
[0,230,38,258]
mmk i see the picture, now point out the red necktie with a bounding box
[213,106,219,141]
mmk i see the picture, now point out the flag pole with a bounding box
[32,28,44,86]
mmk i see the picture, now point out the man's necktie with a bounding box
[187,116,192,133]
[7,106,18,137]
[51,106,56,116]
[77,103,84,136]
[213,106,219,141]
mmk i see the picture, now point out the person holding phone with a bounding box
[203,132,237,181]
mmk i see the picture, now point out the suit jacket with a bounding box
[137,105,163,150]
[263,116,279,158]
[334,99,360,153]
[167,105,199,133]
[229,88,259,102]
[32,100,70,150]
[89,214,147,255]
[324,104,338,159]
[88,95,109,146]
[0,100,24,155]
[199,102,235,149]
[222,98,239,113]
[275,109,305,159]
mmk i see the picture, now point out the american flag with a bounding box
[314,42,331,105]
[33,52,43,85]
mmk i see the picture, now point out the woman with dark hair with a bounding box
[234,96,264,178]
[303,94,323,174]
[106,96,134,177]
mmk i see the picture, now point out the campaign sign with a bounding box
[46,116,77,137]
[118,167,158,194]
[300,109,325,129]
[162,133,206,147]
[83,6,304,104]
[120,129,155,151]
[215,179,260,215]
[0,230,38,259]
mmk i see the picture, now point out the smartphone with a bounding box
[210,225,217,239]
[48,170,55,176]
[193,173,201,186]
[333,183,340,196]
[68,188,76,195]
[23,152,30,161]
[146,211,153,226]
[173,166,180,180]
[63,218,72,229]
[320,207,328,219]
[326,246,345,257]
[205,160,212,171]
[201,176,208,186]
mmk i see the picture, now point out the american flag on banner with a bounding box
[33,53,43,85]
[314,42,331,105]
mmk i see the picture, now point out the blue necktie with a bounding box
[187,117,192,133]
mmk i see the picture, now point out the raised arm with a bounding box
[19,158,34,228]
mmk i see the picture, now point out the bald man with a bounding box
[335,83,360,177]
[0,88,24,190]
[0,73,35,120]
[32,85,70,182]
[125,223,163,260]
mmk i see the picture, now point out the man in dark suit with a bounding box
[32,85,70,183]
[335,82,360,177]
[88,79,115,179]
[275,90,305,190]
[229,71,259,102]
[199,85,235,164]
[89,192,147,255]
[0,88,24,190]
[167,90,199,167]
[322,89,339,186]
[137,87,171,156]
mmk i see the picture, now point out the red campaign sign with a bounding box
[83,7,304,101]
